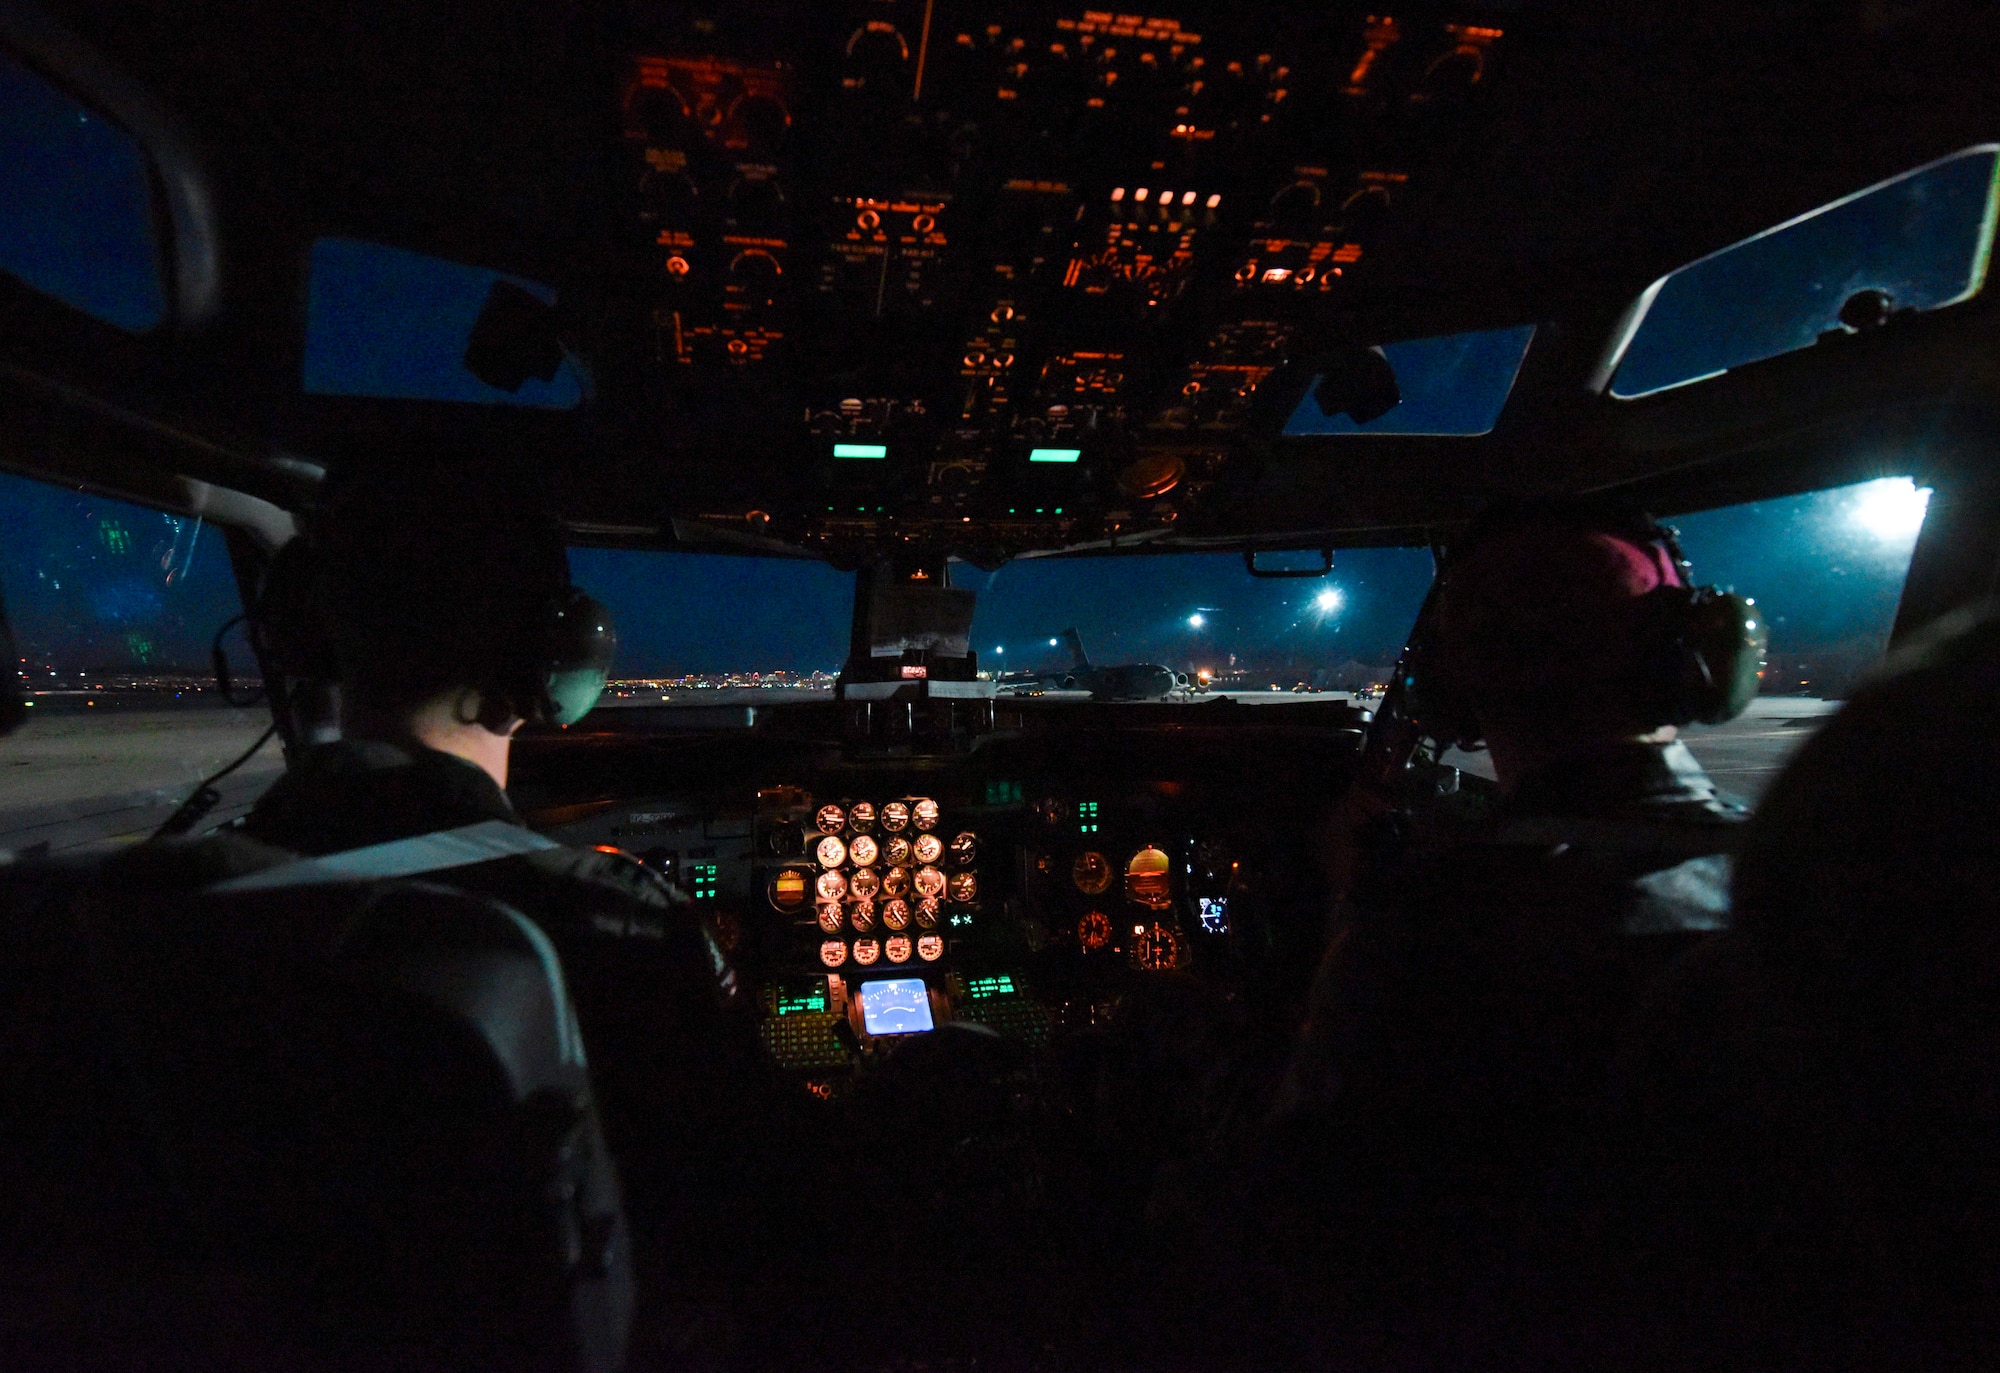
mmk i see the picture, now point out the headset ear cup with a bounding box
[1679,589,1768,724]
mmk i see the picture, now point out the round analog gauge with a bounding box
[848,834,880,868]
[848,800,877,832]
[949,831,978,866]
[1133,922,1185,971]
[912,798,941,832]
[848,865,881,899]
[820,939,849,968]
[882,865,910,897]
[816,902,845,934]
[883,836,912,866]
[767,868,809,910]
[885,935,912,963]
[880,800,911,832]
[917,934,944,961]
[1126,847,1173,910]
[815,804,846,835]
[815,869,848,903]
[948,871,977,904]
[915,897,940,928]
[881,898,910,931]
[816,834,848,869]
[1034,797,1069,826]
[852,938,881,966]
[914,866,947,900]
[913,833,944,866]
[849,900,876,931]
[1077,910,1113,951]
[1072,851,1113,895]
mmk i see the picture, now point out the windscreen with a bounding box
[952,548,1436,695]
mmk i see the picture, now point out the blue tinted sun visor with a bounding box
[304,238,583,407]
[0,50,164,331]
[1283,325,1535,437]
[1606,146,2000,399]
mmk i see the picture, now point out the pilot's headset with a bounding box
[277,468,619,732]
[1399,502,1768,749]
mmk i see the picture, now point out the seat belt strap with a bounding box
[208,819,561,893]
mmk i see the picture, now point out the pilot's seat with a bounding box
[0,836,633,1372]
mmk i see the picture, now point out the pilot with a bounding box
[240,461,785,1348]
[1604,601,2000,1367]
[1259,500,1765,1363]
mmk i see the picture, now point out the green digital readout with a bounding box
[985,779,1025,805]
[773,980,830,1017]
[688,863,720,899]
[832,442,888,459]
[965,974,1016,1000]
[1028,447,1081,463]
[1078,800,1100,835]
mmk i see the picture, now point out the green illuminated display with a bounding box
[833,442,888,459]
[985,779,1025,805]
[688,863,720,899]
[1078,800,1100,835]
[1029,447,1081,463]
[965,974,1016,1000]
[774,980,830,1016]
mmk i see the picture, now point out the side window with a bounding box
[0,472,277,853]
[1667,476,1929,798]
[0,49,165,331]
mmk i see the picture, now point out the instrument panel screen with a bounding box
[858,978,934,1036]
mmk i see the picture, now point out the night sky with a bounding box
[0,51,1962,693]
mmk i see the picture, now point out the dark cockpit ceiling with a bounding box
[8,0,2000,561]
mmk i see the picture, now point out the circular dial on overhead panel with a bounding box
[1073,851,1113,895]
[885,935,912,964]
[816,835,848,869]
[817,902,845,934]
[882,865,910,897]
[852,938,881,966]
[849,835,879,868]
[948,872,977,904]
[820,940,849,968]
[848,800,877,832]
[880,801,911,832]
[915,897,940,928]
[949,831,978,866]
[884,836,912,866]
[881,898,911,931]
[849,900,876,932]
[917,934,944,961]
[913,833,944,866]
[1126,847,1172,909]
[1077,911,1113,951]
[848,865,880,899]
[816,804,847,835]
[914,866,947,900]
[1132,922,1185,971]
[816,869,848,903]
[767,868,809,911]
[912,798,941,831]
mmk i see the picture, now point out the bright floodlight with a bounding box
[1048,637,1059,646]
[1314,587,1344,613]
[1188,613,1206,629]
[1849,477,1931,542]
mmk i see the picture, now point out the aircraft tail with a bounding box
[1061,627,1092,672]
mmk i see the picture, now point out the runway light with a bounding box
[1049,637,1059,646]
[1188,613,1206,629]
[1849,477,1931,542]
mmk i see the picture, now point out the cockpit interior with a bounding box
[3,1,1999,1368]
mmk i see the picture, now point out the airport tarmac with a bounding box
[0,694,1836,855]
